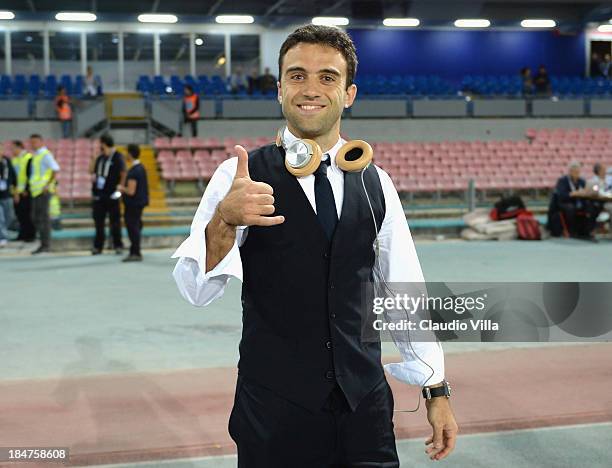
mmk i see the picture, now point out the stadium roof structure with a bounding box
[1,0,611,30]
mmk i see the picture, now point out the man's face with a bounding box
[102,144,112,156]
[598,165,606,178]
[278,43,356,139]
[569,166,581,180]
[30,137,42,150]
[11,144,22,157]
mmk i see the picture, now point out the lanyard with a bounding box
[97,152,115,178]
[0,158,7,180]
[567,175,577,192]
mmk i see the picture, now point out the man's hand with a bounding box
[218,145,285,227]
[204,145,284,273]
[425,397,458,461]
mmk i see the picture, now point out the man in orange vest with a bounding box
[182,84,200,137]
[55,85,72,139]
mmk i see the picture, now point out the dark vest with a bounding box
[238,144,386,412]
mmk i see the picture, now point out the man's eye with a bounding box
[322,76,334,82]
[291,74,304,80]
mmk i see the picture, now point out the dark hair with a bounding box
[12,140,24,148]
[278,24,358,88]
[100,133,114,148]
[57,85,65,92]
[594,162,603,174]
[30,134,42,140]
[184,84,193,93]
[127,144,140,159]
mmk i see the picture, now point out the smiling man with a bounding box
[172,24,457,467]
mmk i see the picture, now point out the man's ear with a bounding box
[345,83,357,108]
[277,81,282,104]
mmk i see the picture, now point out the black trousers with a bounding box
[92,198,123,250]
[183,118,198,137]
[559,202,598,237]
[229,376,399,468]
[31,193,51,248]
[124,204,144,256]
[15,193,36,241]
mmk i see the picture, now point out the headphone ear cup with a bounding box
[336,140,373,172]
[285,139,322,177]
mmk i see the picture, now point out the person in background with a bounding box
[588,162,612,223]
[84,65,102,97]
[55,86,73,139]
[247,67,260,94]
[229,66,247,94]
[547,161,598,240]
[590,52,602,78]
[600,54,612,79]
[118,144,149,262]
[0,144,17,247]
[534,65,551,95]
[182,84,200,137]
[259,67,277,95]
[29,134,60,254]
[90,133,126,255]
[520,67,533,95]
[10,140,36,242]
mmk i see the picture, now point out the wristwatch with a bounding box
[422,380,451,400]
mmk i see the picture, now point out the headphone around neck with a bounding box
[275,127,373,177]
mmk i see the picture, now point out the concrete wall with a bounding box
[0,121,63,140]
[1,117,611,143]
[196,118,612,142]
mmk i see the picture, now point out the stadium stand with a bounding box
[0,74,102,97]
[136,74,612,98]
[151,129,612,196]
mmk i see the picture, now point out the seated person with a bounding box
[588,163,612,225]
[547,161,600,239]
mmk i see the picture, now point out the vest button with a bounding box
[329,284,335,289]
[323,252,330,259]
[325,370,335,379]
[330,313,336,319]
[325,340,332,349]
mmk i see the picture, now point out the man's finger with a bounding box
[250,194,275,205]
[253,204,276,216]
[434,432,456,460]
[249,215,285,226]
[234,145,250,179]
[250,181,274,195]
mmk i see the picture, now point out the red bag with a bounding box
[516,211,541,240]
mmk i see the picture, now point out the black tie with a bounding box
[314,157,338,242]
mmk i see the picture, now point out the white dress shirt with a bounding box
[172,128,445,387]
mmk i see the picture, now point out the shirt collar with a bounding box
[131,160,141,166]
[282,127,345,170]
[36,146,47,154]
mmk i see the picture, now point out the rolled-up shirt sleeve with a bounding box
[171,157,246,307]
[374,167,445,387]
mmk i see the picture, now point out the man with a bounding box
[118,144,149,262]
[588,162,612,224]
[173,25,457,466]
[90,133,126,255]
[182,84,200,137]
[259,66,277,95]
[229,66,247,94]
[520,67,533,96]
[534,65,551,96]
[600,54,612,79]
[29,134,60,254]
[0,144,17,247]
[55,85,72,139]
[10,140,35,242]
[547,161,598,239]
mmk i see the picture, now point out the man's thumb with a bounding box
[234,145,250,179]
